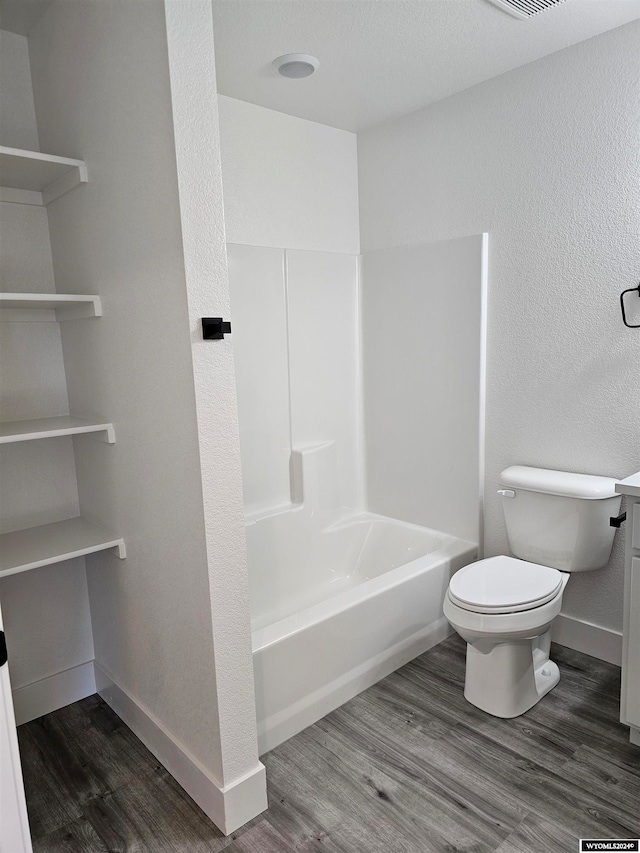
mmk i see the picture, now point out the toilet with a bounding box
[443,465,621,718]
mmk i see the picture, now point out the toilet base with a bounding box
[463,630,560,718]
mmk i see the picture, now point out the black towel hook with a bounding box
[620,283,640,328]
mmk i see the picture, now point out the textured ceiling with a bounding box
[211,0,640,131]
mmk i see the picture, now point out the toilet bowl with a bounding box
[444,466,621,718]
[443,556,569,717]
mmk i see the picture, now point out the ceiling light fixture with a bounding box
[272,54,319,79]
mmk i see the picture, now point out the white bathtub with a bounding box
[248,506,477,754]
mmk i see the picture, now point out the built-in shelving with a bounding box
[0,146,88,206]
[0,517,126,579]
[0,293,102,321]
[0,416,115,445]
[0,142,125,581]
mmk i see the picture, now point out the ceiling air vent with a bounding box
[485,0,567,19]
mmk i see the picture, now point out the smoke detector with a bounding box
[485,0,567,19]
[272,54,319,79]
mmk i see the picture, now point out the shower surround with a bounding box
[228,235,485,753]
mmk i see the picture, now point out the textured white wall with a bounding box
[358,22,640,633]
[0,564,93,691]
[0,28,93,692]
[163,0,264,798]
[218,96,360,254]
[0,203,56,291]
[27,0,227,779]
[0,29,39,150]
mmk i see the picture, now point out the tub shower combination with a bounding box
[228,238,485,753]
[248,445,476,753]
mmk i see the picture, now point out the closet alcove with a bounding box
[0,135,125,700]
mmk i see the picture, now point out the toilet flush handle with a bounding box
[497,489,516,498]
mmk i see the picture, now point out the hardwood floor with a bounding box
[19,636,639,852]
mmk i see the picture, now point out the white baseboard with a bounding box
[94,663,267,835]
[552,614,622,666]
[13,661,97,726]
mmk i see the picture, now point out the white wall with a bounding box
[0,28,93,701]
[218,96,360,254]
[0,29,39,150]
[362,236,485,544]
[358,22,640,635]
[163,2,265,820]
[27,0,231,788]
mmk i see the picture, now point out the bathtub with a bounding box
[248,504,477,754]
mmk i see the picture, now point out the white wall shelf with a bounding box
[0,146,88,207]
[0,517,126,579]
[0,293,102,321]
[0,416,115,445]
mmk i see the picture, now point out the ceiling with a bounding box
[211,0,640,132]
[2,0,638,132]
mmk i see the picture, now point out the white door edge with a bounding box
[0,602,32,853]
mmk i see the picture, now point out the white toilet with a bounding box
[443,465,621,718]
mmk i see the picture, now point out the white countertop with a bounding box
[616,472,640,498]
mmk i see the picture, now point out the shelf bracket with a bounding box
[81,424,116,444]
[41,163,88,206]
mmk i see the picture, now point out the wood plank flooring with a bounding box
[19,636,639,852]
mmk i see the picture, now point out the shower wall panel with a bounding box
[227,245,362,518]
[227,244,291,515]
[361,235,485,544]
[286,251,362,512]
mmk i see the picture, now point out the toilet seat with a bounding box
[448,555,563,614]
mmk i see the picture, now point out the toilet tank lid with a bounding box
[499,466,619,500]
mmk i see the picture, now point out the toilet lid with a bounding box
[448,556,563,614]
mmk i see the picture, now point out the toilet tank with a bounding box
[498,466,622,572]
